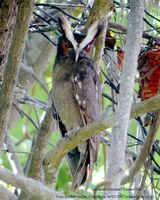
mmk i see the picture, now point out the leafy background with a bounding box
[0,0,160,199]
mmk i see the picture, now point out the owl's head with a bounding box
[56,15,102,62]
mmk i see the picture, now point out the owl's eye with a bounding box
[84,44,91,52]
[65,40,73,48]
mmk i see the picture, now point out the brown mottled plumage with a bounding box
[52,15,102,190]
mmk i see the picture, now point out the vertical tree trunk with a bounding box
[0,0,17,77]
[0,0,34,148]
[105,0,144,199]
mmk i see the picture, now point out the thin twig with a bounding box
[21,63,49,95]
[135,160,150,200]
[108,21,160,41]
[35,2,85,8]
[35,3,81,21]
[13,103,39,130]
[4,135,24,176]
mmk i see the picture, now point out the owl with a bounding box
[52,15,102,190]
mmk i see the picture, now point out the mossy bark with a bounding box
[0,0,17,77]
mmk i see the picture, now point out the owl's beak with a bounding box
[75,49,85,62]
[75,49,80,62]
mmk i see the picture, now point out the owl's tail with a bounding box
[58,118,100,190]
[67,146,89,190]
[71,136,100,190]
[52,114,85,188]
[58,118,89,190]
[58,119,100,190]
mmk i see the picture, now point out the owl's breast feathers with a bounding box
[53,57,101,127]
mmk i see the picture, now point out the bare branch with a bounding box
[0,167,56,200]
[0,184,17,200]
[28,108,54,180]
[0,81,47,110]
[20,63,49,94]
[108,21,160,41]
[4,134,24,176]
[135,161,150,199]
[35,2,84,8]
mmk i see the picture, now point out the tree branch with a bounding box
[85,0,113,29]
[108,21,160,41]
[27,108,54,180]
[0,167,56,200]
[0,184,17,200]
[0,0,34,148]
[4,134,24,176]
[43,94,160,184]
[20,63,49,94]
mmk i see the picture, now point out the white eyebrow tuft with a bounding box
[79,20,99,51]
[58,15,78,50]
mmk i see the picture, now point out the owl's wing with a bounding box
[71,58,101,189]
[72,59,101,124]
